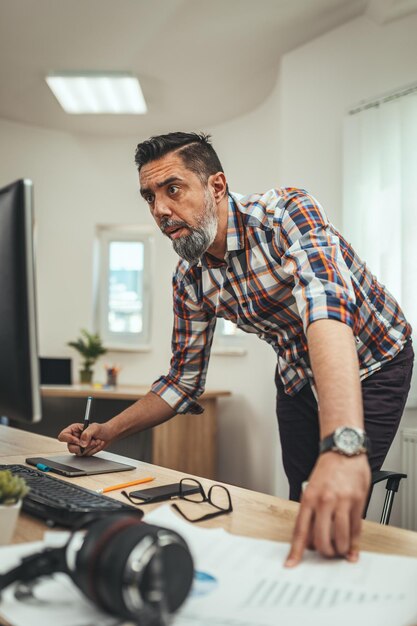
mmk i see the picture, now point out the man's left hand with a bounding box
[285,452,371,567]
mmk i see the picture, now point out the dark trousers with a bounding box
[276,339,414,502]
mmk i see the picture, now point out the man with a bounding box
[59,132,413,566]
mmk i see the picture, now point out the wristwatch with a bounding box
[319,426,370,457]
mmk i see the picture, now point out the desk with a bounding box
[11,385,230,479]
[3,426,417,557]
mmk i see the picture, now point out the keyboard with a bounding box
[1,464,142,528]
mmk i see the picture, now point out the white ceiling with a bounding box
[0,0,414,137]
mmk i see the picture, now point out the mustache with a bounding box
[160,218,190,234]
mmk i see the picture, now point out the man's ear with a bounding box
[209,172,227,203]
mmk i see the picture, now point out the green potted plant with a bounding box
[0,470,29,545]
[68,329,107,384]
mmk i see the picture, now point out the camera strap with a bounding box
[0,546,66,592]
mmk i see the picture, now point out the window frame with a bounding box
[212,317,247,356]
[94,225,153,352]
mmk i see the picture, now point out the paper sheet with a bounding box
[1,508,417,626]
[145,506,417,626]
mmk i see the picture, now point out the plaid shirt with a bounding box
[152,188,411,414]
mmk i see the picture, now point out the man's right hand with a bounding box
[58,392,175,456]
[58,422,111,456]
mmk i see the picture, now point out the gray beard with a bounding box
[163,190,218,263]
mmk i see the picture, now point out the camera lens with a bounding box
[69,514,194,621]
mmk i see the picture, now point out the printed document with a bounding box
[147,506,417,626]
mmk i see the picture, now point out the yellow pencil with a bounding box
[96,476,154,494]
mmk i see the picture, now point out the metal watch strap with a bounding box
[319,427,370,456]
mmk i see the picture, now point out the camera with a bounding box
[0,513,194,625]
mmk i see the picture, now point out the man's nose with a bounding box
[153,197,172,220]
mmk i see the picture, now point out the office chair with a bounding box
[369,470,407,525]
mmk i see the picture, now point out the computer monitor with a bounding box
[0,179,41,423]
[39,357,72,385]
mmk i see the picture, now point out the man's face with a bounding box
[139,152,218,263]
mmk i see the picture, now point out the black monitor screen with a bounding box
[40,357,72,386]
[0,179,41,423]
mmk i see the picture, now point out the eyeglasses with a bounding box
[120,477,233,523]
[171,478,233,523]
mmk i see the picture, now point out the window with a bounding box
[212,318,246,356]
[95,226,153,350]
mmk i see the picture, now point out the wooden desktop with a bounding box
[3,425,417,558]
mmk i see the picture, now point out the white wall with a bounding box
[279,12,417,523]
[0,72,285,498]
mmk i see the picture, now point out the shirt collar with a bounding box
[225,192,245,254]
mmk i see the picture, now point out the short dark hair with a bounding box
[134,131,225,185]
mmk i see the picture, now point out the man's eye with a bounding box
[168,185,179,194]
[145,194,154,204]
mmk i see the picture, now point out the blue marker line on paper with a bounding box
[191,571,218,597]
[36,463,50,472]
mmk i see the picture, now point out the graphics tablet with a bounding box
[26,454,136,477]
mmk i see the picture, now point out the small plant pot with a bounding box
[0,501,22,545]
[79,369,93,385]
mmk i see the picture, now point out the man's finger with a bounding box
[61,433,82,446]
[346,499,363,562]
[58,424,83,443]
[313,499,336,558]
[307,531,315,551]
[78,439,105,456]
[85,441,106,456]
[285,505,313,567]
[333,501,351,556]
[80,424,101,448]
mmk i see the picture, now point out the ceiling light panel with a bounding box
[45,73,147,114]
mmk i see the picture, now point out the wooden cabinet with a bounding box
[11,385,230,479]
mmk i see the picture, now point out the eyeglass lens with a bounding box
[180,478,231,510]
[207,485,232,511]
[172,478,232,523]
[180,478,206,503]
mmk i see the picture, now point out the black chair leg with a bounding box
[368,471,407,525]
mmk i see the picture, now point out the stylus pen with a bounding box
[95,476,155,494]
[79,395,93,454]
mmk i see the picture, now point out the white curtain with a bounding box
[343,94,417,406]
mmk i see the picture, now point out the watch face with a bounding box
[335,427,363,455]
